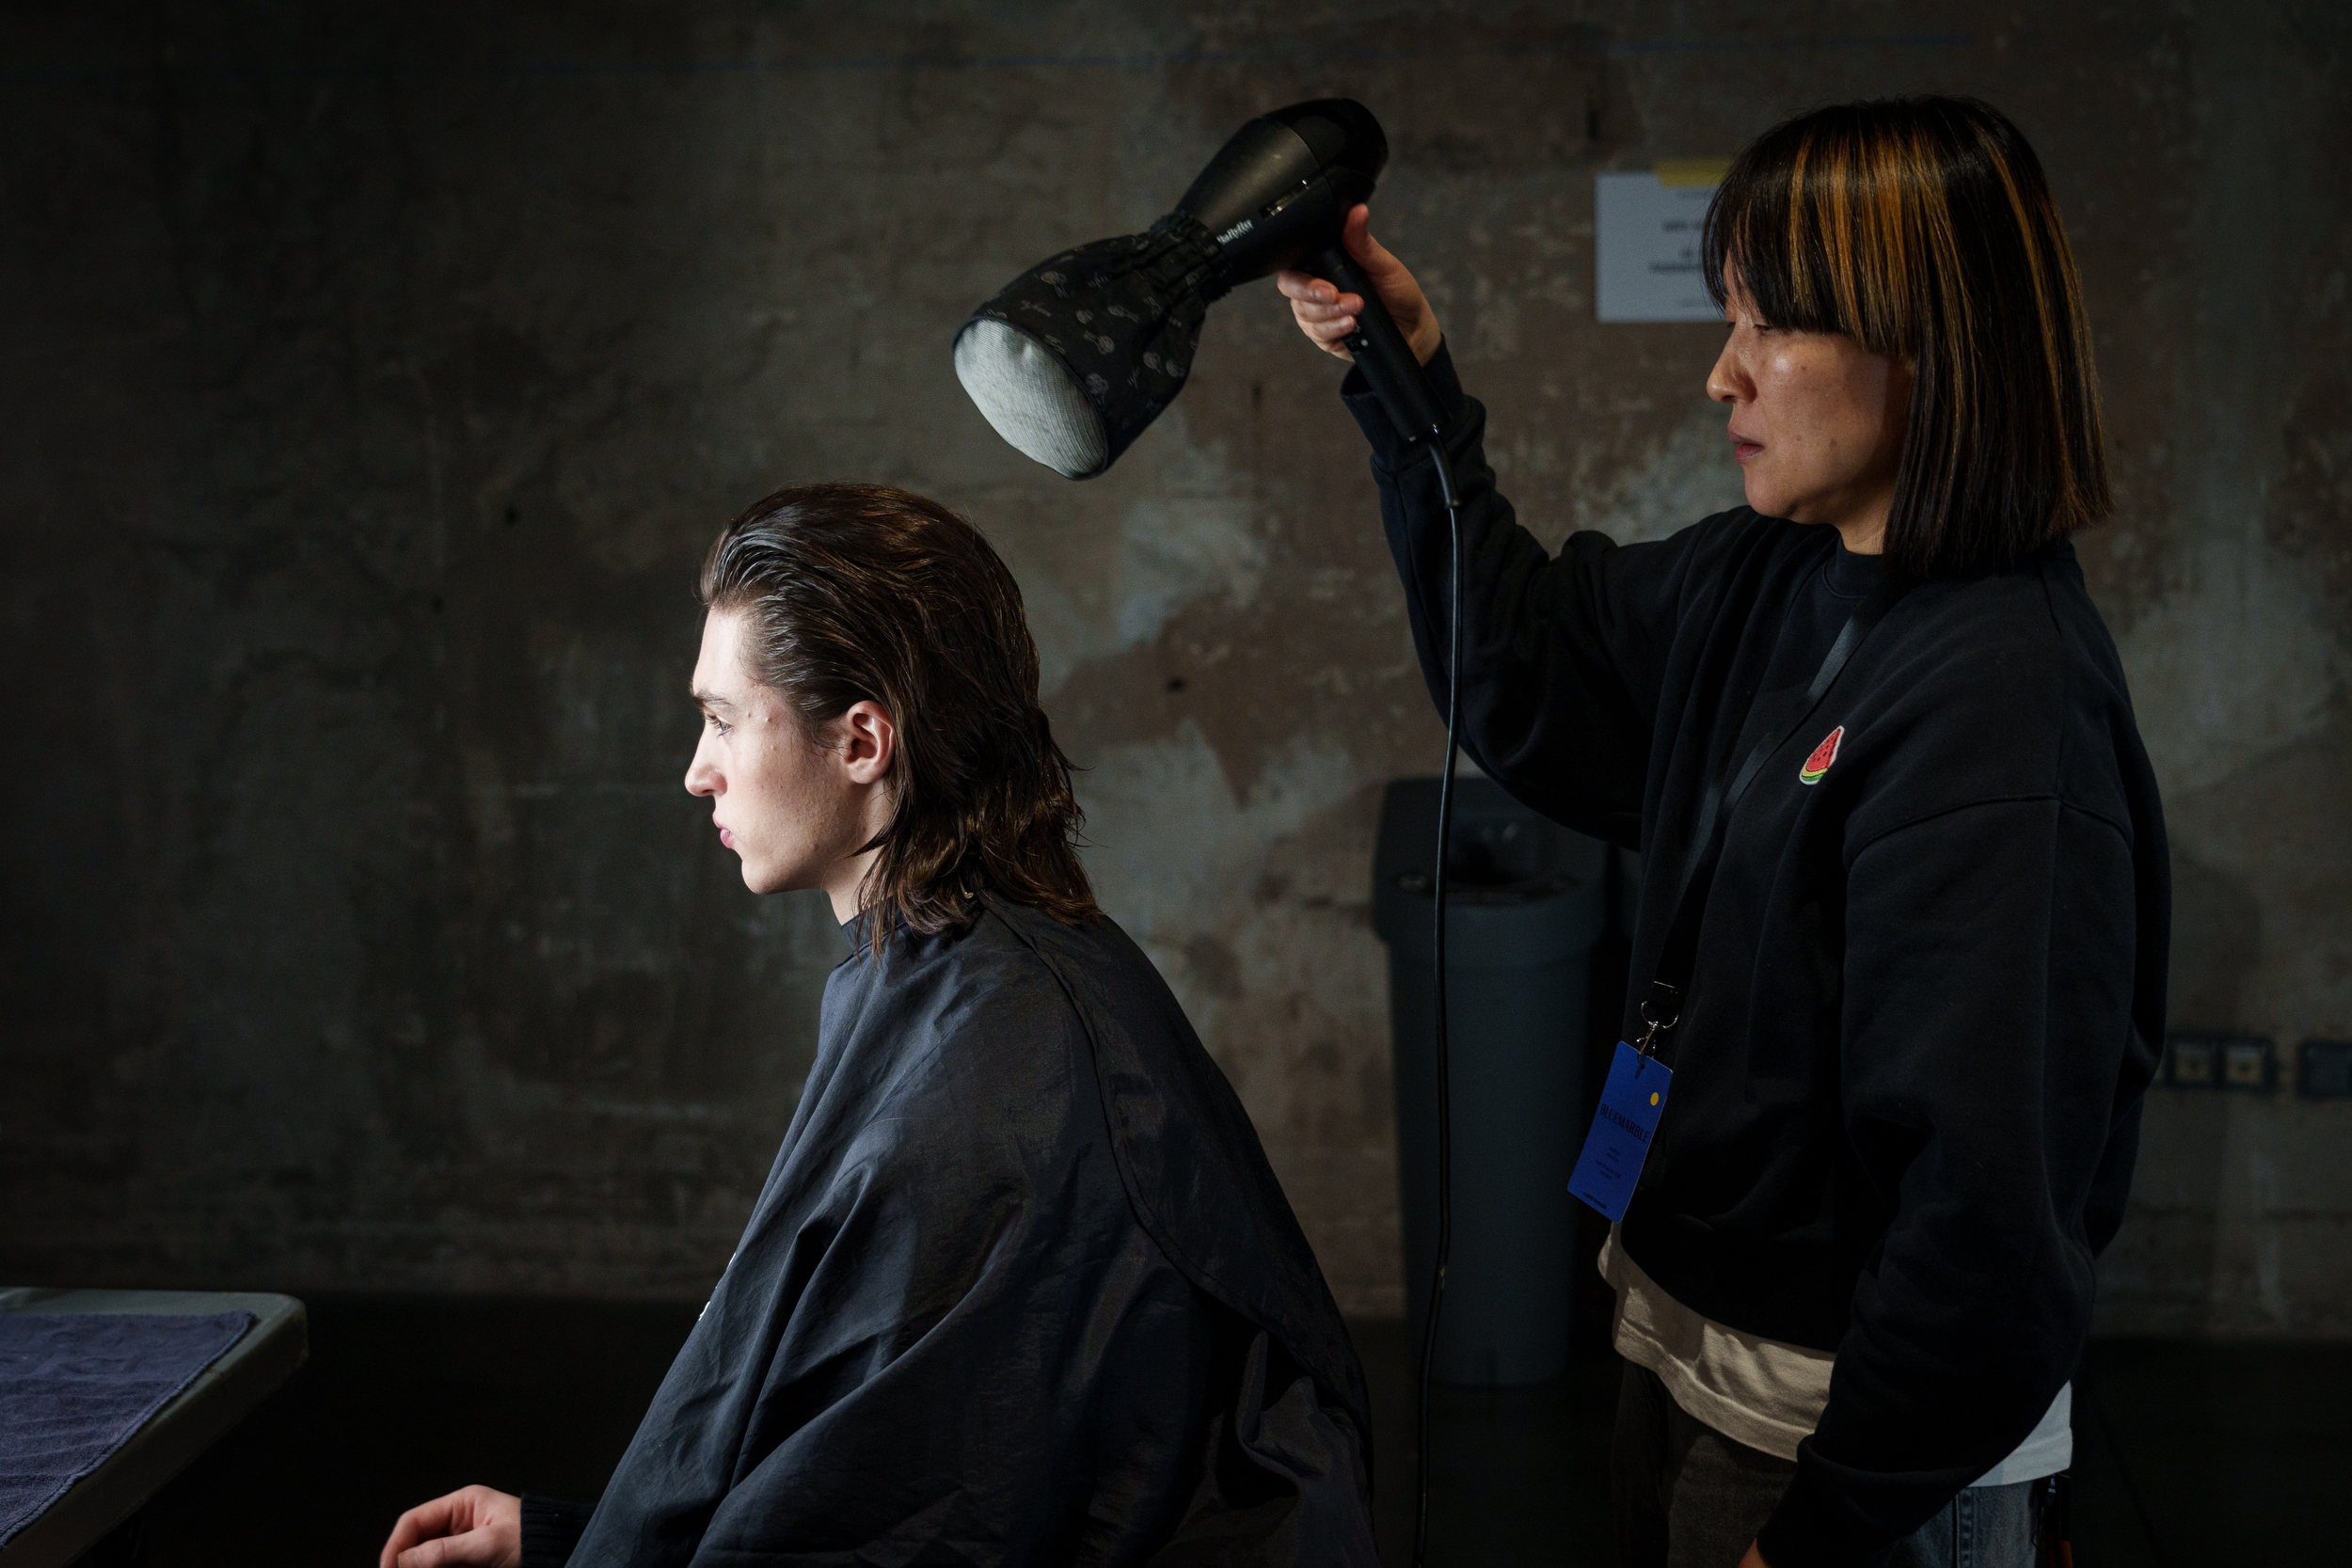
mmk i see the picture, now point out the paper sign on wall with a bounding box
[1596,162,1730,323]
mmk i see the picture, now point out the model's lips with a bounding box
[717,824,736,850]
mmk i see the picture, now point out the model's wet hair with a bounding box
[701,482,1097,948]
[1703,96,2110,578]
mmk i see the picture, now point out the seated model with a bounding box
[380,483,1376,1568]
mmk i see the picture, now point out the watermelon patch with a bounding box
[1799,725,1844,785]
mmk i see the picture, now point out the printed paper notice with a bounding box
[1596,172,1721,323]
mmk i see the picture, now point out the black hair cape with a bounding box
[556,895,1377,1566]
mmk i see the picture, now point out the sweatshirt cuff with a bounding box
[1754,1465,1883,1568]
[519,1495,596,1568]
[1340,339,1470,468]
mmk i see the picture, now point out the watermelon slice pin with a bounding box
[1799,725,1845,785]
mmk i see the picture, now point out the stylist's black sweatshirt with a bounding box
[1345,348,2168,1566]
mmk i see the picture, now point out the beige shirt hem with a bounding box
[1599,1227,2074,1483]
[1600,1228,1831,1462]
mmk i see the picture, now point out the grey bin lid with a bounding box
[1372,777,1609,969]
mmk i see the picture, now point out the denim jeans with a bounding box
[1612,1362,2045,1568]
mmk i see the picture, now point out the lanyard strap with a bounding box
[1635,574,1914,1058]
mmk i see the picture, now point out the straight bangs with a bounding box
[1701,97,2111,578]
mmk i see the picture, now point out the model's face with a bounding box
[1707,266,1914,551]
[682,608,882,902]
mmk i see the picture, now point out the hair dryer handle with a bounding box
[1312,245,1448,444]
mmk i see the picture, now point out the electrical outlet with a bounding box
[2298,1039,2352,1101]
[2164,1032,2276,1091]
[2165,1035,2217,1089]
[2220,1037,2276,1092]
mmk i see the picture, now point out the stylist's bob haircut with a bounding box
[702,482,1098,952]
[1703,96,2111,578]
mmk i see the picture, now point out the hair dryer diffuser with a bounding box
[954,100,1390,479]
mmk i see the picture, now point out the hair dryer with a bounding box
[953,99,1447,477]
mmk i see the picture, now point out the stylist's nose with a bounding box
[1707,330,1749,406]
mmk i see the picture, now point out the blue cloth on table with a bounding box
[0,1311,253,1546]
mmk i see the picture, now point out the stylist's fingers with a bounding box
[1340,205,1406,278]
[1275,270,1352,309]
[1337,205,1442,364]
[1275,269,1363,360]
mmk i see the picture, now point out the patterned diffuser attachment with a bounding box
[953,100,1389,480]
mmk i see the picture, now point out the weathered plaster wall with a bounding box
[4,2,2345,1331]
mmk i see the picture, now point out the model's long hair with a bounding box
[700,482,1097,950]
[1702,96,2111,578]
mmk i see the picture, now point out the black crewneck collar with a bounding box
[1825,534,1885,598]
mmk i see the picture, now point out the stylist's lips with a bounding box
[1730,428,1763,463]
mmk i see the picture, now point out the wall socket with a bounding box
[2163,1032,2275,1092]
[2298,1039,2352,1100]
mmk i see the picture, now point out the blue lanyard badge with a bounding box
[1568,1041,1673,1223]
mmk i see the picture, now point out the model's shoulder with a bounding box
[833,912,1093,1124]
[984,902,1192,1035]
[875,905,1087,1007]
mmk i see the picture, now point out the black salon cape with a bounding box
[550,895,1376,1568]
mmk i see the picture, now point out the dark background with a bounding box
[5,2,2348,1563]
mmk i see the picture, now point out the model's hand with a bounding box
[1275,204,1442,366]
[379,1485,522,1568]
[1738,1541,1771,1568]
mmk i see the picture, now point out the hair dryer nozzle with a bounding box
[953,216,1226,479]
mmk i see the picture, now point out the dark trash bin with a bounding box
[1373,776,1609,1386]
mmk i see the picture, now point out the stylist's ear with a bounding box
[839,700,896,785]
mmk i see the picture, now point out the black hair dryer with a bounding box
[954,99,1447,478]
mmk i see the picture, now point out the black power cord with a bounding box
[1412,448,1466,1568]
[1311,237,1466,1568]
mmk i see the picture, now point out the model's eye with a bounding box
[705,713,732,736]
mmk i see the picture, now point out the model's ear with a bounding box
[837,699,897,786]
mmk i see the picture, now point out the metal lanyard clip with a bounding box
[1636,980,1682,1060]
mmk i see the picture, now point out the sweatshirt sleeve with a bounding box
[1342,342,1698,847]
[1755,795,2145,1565]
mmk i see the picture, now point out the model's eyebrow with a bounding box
[691,687,739,713]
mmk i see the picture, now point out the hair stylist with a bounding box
[1279,98,2169,1568]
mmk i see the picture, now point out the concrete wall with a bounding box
[5,2,2345,1333]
